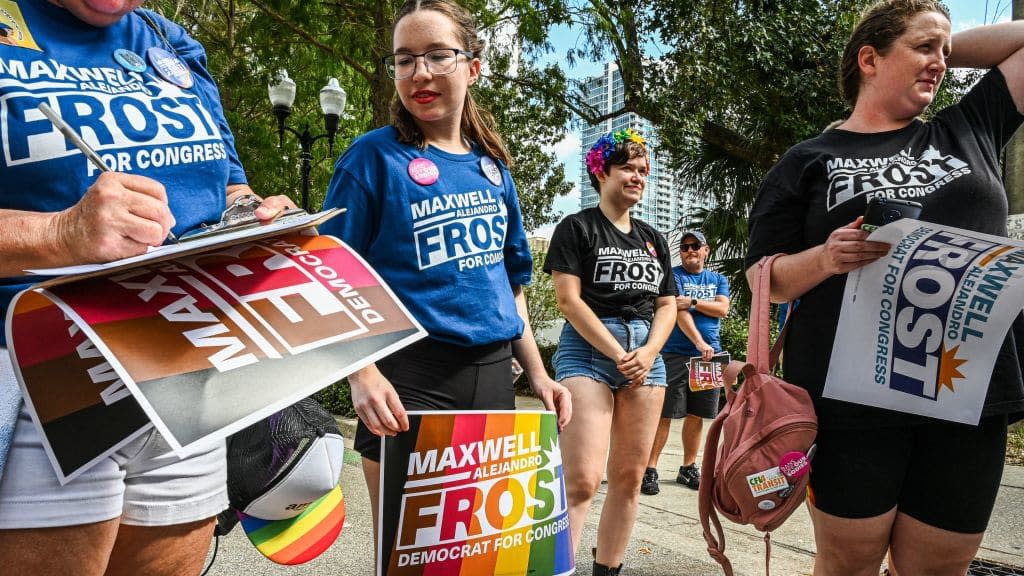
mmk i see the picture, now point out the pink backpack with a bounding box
[698,254,818,576]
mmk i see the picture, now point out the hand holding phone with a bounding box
[861,198,922,231]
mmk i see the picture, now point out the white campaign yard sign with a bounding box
[825,219,1024,424]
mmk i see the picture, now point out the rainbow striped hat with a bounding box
[228,400,346,565]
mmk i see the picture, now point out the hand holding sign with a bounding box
[825,219,1024,424]
[253,194,297,221]
[688,352,731,392]
[527,374,573,432]
[696,340,715,361]
[350,365,410,437]
[819,217,891,275]
[224,187,298,223]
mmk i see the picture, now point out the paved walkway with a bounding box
[206,396,1024,575]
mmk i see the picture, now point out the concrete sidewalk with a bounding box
[206,396,1024,575]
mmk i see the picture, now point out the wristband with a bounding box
[690,297,698,309]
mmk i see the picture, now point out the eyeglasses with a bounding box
[383,48,474,80]
[681,242,703,252]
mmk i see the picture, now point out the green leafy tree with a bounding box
[490,0,660,126]
[148,0,571,228]
[149,0,393,210]
[503,0,975,311]
[719,313,750,364]
[657,0,975,309]
[523,248,561,336]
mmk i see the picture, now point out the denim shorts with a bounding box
[553,317,667,389]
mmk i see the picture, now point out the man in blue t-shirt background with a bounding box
[641,230,730,494]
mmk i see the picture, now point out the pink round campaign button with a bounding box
[779,451,811,480]
[408,157,439,186]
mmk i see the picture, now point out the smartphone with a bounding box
[861,198,922,232]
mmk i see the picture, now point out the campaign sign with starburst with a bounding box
[378,411,573,576]
[825,219,1024,424]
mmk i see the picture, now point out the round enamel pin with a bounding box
[757,500,777,511]
[480,156,502,186]
[113,49,147,73]
[779,451,811,480]
[147,47,192,88]
[408,157,439,186]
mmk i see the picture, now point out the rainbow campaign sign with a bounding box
[379,411,573,576]
[6,217,426,483]
[825,218,1024,424]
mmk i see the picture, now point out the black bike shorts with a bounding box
[808,414,1007,534]
[354,337,515,462]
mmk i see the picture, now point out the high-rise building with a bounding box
[578,62,711,234]
[527,235,550,254]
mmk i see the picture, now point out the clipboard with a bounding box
[25,207,345,286]
[178,194,307,242]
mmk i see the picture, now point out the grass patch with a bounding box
[1008,423,1024,467]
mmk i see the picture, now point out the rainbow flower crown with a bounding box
[585,128,647,176]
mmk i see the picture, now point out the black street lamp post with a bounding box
[267,69,347,212]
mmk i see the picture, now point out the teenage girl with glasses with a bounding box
[319,0,572,542]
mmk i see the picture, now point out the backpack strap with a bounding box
[722,359,746,402]
[698,408,735,576]
[749,254,794,373]
[700,407,776,576]
[747,255,774,372]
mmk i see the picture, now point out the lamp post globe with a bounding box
[268,69,296,145]
[319,77,346,138]
[267,70,345,212]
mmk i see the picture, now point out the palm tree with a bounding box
[672,120,771,312]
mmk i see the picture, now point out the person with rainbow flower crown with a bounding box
[544,128,677,575]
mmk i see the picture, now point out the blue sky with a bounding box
[948,0,1011,29]
[531,1,1008,237]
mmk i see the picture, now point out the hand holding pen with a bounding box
[38,102,178,262]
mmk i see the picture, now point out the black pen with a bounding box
[37,102,179,244]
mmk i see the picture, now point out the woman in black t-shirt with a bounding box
[543,130,676,575]
[745,1,1024,574]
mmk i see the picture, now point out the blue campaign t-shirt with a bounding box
[662,266,730,356]
[319,126,532,347]
[0,2,247,346]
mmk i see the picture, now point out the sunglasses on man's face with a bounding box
[681,242,703,252]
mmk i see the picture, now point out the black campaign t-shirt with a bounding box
[544,208,677,321]
[745,68,1024,429]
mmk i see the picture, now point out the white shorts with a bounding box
[0,350,227,529]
